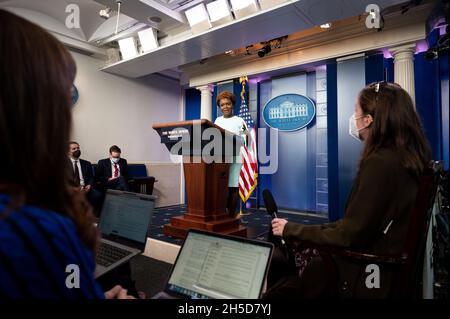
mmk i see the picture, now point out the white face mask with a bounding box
[111,157,120,164]
[349,114,366,141]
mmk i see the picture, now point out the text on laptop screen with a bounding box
[167,232,271,299]
[98,192,154,244]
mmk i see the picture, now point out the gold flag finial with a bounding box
[239,76,248,101]
[239,76,248,84]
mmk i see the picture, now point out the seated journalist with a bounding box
[265,82,432,299]
[96,145,130,192]
[0,9,134,299]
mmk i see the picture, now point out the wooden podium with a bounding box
[153,119,247,239]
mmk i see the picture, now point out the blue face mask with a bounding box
[111,157,120,164]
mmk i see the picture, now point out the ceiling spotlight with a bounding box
[148,16,162,23]
[99,7,112,19]
[320,23,332,29]
[424,48,438,60]
[258,44,271,58]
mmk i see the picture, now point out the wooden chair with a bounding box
[290,161,442,298]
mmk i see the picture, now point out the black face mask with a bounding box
[72,150,81,158]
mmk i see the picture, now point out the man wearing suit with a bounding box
[96,145,130,191]
[68,141,103,214]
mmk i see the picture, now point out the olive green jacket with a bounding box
[283,148,420,298]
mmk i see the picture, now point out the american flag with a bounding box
[238,86,258,202]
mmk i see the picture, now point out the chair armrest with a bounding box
[128,176,156,195]
[130,176,155,181]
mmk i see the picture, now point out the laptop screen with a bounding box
[98,190,154,245]
[166,230,273,299]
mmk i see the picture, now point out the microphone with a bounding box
[262,189,286,247]
[262,189,278,219]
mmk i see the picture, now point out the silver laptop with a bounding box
[159,229,273,299]
[95,190,155,278]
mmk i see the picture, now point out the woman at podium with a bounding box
[214,91,247,218]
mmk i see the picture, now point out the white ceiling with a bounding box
[101,0,411,77]
[0,0,106,41]
[0,0,412,77]
[93,0,187,33]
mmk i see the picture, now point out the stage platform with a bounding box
[148,204,328,245]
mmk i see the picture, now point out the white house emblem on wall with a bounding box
[263,94,316,131]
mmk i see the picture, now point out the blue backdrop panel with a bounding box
[306,74,318,211]
[185,88,200,120]
[384,58,395,83]
[212,86,218,120]
[336,57,365,219]
[414,52,442,162]
[327,63,339,221]
[268,74,316,211]
[365,53,385,84]
[440,54,449,170]
[257,80,273,207]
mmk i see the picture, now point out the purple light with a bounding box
[315,64,326,71]
[248,78,260,84]
[249,75,271,83]
[439,25,447,37]
[382,48,392,59]
[245,201,252,209]
[415,40,429,54]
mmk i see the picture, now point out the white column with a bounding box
[197,84,214,121]
[389,43,416,105]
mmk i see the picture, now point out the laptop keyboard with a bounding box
[96,242,132,267]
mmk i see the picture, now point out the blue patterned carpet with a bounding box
[149,205,328,245]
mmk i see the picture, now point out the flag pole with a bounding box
[238,199,249,222]
[238,75,251,219]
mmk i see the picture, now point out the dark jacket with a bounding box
[283,148,420,298]
[96,158,129,186]
[79,159,94,186]
[68,158,94,187]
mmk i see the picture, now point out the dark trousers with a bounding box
[227,187,239,218]
[263,255,334,299]
[264,231,335,299]
[106,176,130,191]
[86,187,103,217]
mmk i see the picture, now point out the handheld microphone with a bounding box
[262,189,278,219]
[262,189,286,247]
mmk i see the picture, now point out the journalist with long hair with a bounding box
[268,82,432,298]
[0,9,130,299]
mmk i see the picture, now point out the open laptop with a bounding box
[95,189,155,278]
[157,229,273,299]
